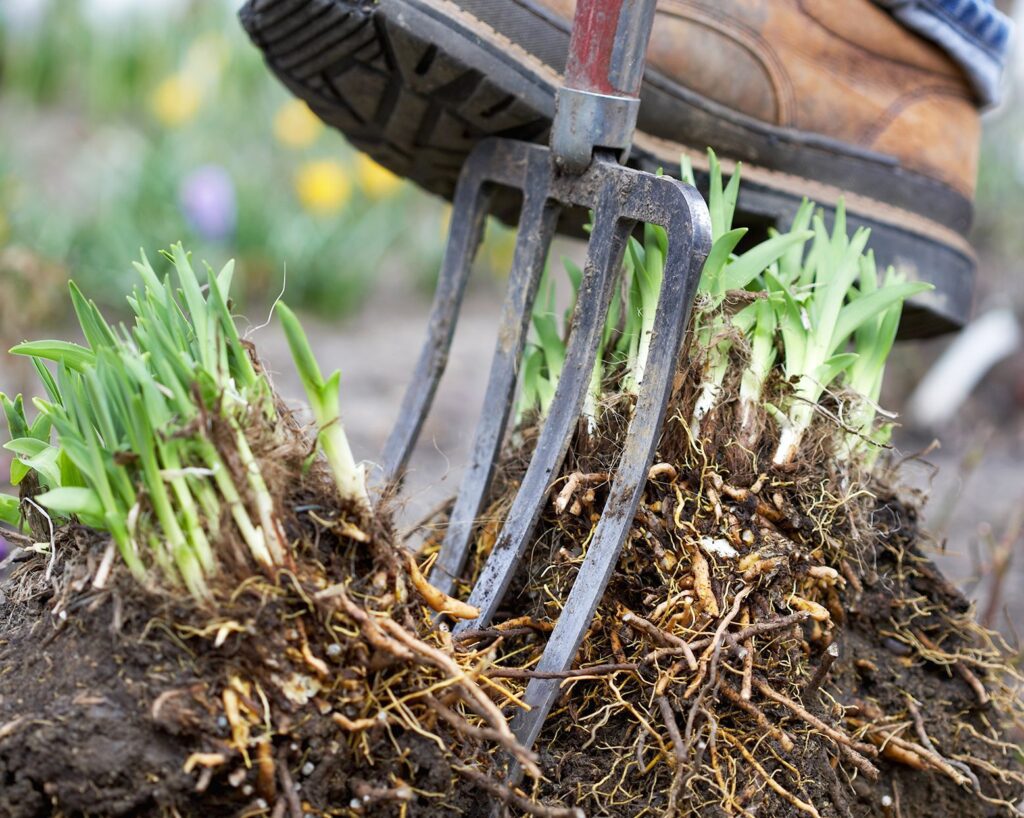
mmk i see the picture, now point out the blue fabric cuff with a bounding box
[876,0,1013,107]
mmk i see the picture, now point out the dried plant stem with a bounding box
[656,695,686,766]
[804,642,839,695]
[276,751,302,818]
[859,722,971,787]
[641,611,810,666]
[914,629,990,706]
[424,694,517,749]
[720,683,795,752]
[754,679,879,779]
[486,663,638,680]
[378,617,541,779]
[684,587,751,700]
[453,765,585,818]
[327,585,414,661]
[741,636,754,700]
[623,610,698,670]
[721,732,822,818]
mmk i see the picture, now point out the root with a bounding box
[440,381,1024,817]
[721,732,822,818]
[453,765,585,818]
[754,678,879,780]
[377,617,542,780]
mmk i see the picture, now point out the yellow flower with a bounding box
[354,153,401,198]
[273,100,323,150]
[150,73,202,127]
[295,159,351,215]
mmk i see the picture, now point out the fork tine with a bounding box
[379,147,496,485]
[454,187,634,634]
[429,155,561,596]
[509,178,710,752]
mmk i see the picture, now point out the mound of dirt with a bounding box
[0,473,529,818]
[2,353,1022,818]
[438,388,1024,817]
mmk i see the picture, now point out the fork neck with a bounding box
[551,0,658,174]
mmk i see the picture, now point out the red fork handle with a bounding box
[565,0,656,97]
[551,0,658,172]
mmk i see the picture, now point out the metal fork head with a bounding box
[383,135,710,756]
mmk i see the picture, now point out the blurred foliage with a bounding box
[977,112,1024,265]
[3,0,1015,321]
[0,0,515,322]
[971,58,1024,311]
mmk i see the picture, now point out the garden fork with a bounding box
[379,0,711,755]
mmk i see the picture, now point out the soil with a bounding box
[1,557,219,817]
[525,497,1015,817]
[0,283,1021,818]
[0,487,497,818]
[436,364,1024,818]
[2,459,1020,818]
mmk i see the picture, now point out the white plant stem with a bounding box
[320,419,369,510]
[233,422,287,565]
[771,392,816,465]
[736,395,760,448]
[690,320,731,438]
[199,440,274,568]
[583,362,602,436]
[691,380,724,438]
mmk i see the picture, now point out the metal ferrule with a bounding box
[551,87,641,174]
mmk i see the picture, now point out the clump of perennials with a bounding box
[0,246,546,818]
[436,154,1024,817]
[2,161,1023,818]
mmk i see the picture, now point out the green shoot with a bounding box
[621,223,666,395]
[0,493,22,530]
[518,344,545,424]
[581,259,620,432]
[8,341,95,372]
[2,243,342,597]
[518,268,568,421]
[689,151,812,436]
[840,256,913,463]
[277,302,368,509]
[510,149,918,474]
[531,272,568,417]
[2,393,54,491]
[768,204,931,464]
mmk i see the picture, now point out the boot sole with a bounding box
[241,0,975,337]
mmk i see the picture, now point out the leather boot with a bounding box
[241,0,983,336]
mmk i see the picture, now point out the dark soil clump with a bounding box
[2,326,1022,818]
[0,475,517,818]
[441,388,1024,818]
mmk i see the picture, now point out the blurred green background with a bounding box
[1,0,1021,331]
[0,0,518,332]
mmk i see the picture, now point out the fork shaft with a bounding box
[379,146,496,484]
[455,184,633,634]
[430,154,561,596]
[564,0,657,97]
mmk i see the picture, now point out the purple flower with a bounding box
[0,534,9,563]
[179,165,237,242]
